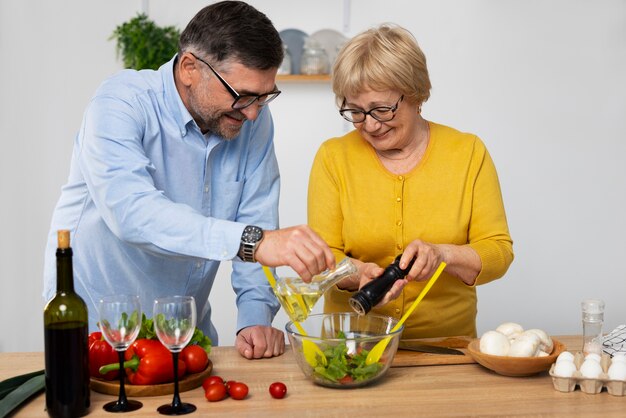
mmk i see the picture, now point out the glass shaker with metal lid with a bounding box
[300,38,329,75]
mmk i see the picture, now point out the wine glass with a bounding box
[98,294,143,413]
[153,296,197,415]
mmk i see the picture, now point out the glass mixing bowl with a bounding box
[285,312,403,388]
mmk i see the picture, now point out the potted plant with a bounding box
[110,13,180,70]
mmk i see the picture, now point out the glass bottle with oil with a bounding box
[273,258,357,322]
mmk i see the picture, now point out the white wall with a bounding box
[1,0,625,352]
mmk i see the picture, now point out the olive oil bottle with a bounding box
[43,230,90,418]
[273,258,357,322]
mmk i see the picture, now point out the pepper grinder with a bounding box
[581,299,605,355]
[349,254,415,316]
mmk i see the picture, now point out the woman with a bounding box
[307,24,514,339]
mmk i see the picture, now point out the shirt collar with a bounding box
[162,54,195,137]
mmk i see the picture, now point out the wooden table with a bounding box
[1,336,624,417]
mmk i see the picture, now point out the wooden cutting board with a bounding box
[391,336,477,367]
[90,360,212,397]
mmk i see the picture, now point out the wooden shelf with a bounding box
[276,74,331,82]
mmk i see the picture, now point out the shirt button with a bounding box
[196,262,202,269]
[204,186,209,193]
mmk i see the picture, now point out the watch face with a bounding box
[242,226,263,243]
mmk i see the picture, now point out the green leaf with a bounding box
[0,375,45,417]
[312,332,383,384]
[0,370,44,401]
[189,328,212,355]
[109,13,180,70]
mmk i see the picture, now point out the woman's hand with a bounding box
[336,259,408,307]
[400,240,445,282]
[337,260,383,291]
[402,240,481,285]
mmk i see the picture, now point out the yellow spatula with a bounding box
[262,266,327,367]
[365,261,446,365]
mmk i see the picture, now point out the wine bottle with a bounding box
[349,253,415,315]
[43,230,90,418]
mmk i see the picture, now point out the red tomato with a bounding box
[205,383,228,402]
[269,382,287,399]
[338,375,354,385]
[225,380,237,390]
[228,382,249,400]
[180,344,209,374]
[202,376,225,392]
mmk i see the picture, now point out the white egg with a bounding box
[608,361,626,381]
[580,359,603,378]
[611,353,626,364]
[553,360,577,378]
[495,322,524,340]
[585,353,602,363]
[556,351,575,363]
[480,330,510,356]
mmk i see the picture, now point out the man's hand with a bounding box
[254,225,335,281]
[235,325,285,359]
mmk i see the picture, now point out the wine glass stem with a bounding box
[117,350,129,407]
[171,351,182,409]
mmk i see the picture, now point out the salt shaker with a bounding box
[300,38,329,75]
[581,299,605,355]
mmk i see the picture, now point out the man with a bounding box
[43,1,334,359]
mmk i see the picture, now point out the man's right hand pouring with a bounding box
[255,225,335,282]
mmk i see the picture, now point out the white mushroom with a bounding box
[495,322,524,340]
[508,333,540,357]
[480,330,510,356]
[524,329,553,354]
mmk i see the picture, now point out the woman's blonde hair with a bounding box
[332,24,431,108]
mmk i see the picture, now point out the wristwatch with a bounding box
[238,225,264,262]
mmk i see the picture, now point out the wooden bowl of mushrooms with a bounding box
[467,322,567,377]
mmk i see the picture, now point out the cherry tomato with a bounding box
[180,344,209,374]
[269,382,287,399]
[205,382,228,402]
[338,375,354,385]
[202,376,225,392]
[225,380,237,390]
[228,382,249,400]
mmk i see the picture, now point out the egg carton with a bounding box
[549,352,626,396]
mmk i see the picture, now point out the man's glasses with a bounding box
[190,52,281,110]
[339,95,404,123]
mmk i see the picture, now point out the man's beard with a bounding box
[187,85,246,140]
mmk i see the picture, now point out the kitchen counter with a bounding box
[1,335,623,417]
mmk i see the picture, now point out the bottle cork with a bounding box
[57,230,71,249]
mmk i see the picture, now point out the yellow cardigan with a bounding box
[307,122,514,338]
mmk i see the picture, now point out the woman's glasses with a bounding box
[339,95,404,123]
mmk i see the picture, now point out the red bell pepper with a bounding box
[88,331,119,380]
[99,338,186,385]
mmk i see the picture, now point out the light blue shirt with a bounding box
[43,56,280,345]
